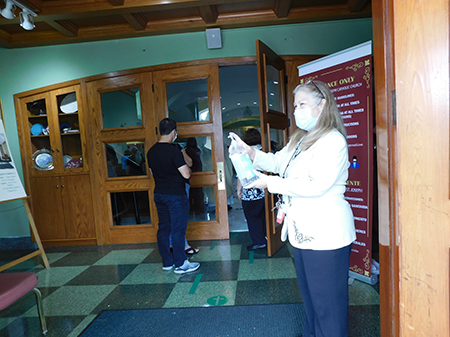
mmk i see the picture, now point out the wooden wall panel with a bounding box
[394,0,450,335]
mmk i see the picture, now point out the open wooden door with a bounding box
[256,40,290,257]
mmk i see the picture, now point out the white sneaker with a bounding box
[174,260,200,274]
[162,264,174,271]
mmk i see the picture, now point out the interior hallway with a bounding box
[0,222,380,337]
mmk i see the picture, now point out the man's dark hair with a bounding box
[159,118,177,136]
[243,128,261,146]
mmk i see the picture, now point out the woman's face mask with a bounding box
[293,91,323,131]
[294,103,320,131]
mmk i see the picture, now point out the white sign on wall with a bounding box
[0,119,27,202]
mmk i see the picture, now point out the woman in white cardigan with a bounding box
[229,80,355,337]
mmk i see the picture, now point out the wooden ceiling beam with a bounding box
[108,0,125,6]
[122,13,148,31]
[19,0,42,13]
[273,0,293,18]
[347,0,370,12]
[45,19,78,37]
[0,29,11,48]
[198,5,219,24]
[3,2,372,48]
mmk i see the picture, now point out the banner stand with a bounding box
[349,270,378,285]
[0,197,50,272]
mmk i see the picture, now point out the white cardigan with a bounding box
[253,129,356,250]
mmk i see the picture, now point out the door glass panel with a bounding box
[269,128,285,153]
[220,65,259,128]
[266,64,283,113]
[166,79,209,122]
[105,141,146,177]
[174,136,213,172]
[101,88,142,129]
[110,191,150,226]
[188,185,216,222]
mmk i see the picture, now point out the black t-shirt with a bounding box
[147,142,187,195]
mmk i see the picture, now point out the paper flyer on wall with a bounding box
[0,119,27,202]
[298,41,376,284]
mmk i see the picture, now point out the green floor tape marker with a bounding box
[249,250,254,264]
[207,295,228,306]
[210,240,217,250]
[189,274,203,294]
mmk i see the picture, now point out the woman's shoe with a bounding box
[185,246,199,255]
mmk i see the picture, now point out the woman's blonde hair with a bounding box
[288,80,347,151]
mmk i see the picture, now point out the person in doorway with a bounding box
[229,80,355,337]
[169,142,199,256]
[236,128,266,251]
[147,118,200,274]
[185,137,205,214]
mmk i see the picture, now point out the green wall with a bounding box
[0,18,372,237]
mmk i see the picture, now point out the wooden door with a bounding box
[61,174,96,240]
[86,72,156,245]
[153,64,229,240]
[29,176,65,241]
[256,40,289,257]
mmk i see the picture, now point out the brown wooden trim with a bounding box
[372,0,398,335]
[41,238,97,247]
[14,56,288,98]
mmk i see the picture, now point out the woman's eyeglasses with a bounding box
[305,80,325,98]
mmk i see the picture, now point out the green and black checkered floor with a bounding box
[0,233,380,337]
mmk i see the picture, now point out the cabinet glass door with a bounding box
[54,87,84,172]
[25,94,54,172]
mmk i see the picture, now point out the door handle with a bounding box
[217,162,225,190]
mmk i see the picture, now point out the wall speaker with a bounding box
[206,28,222,49]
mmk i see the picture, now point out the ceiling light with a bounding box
[20,9,34,30]
[0,0,14,19]
[1,0,37,31]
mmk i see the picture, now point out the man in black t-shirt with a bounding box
[147,118,200,274]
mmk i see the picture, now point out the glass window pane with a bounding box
[101,88,142,129]
[110,191,150,226]
[105,141,146,177]
[269,128,285,153]
[174,136,213,172]
[266,64,283,113]
[188,185,216,222]
[219,65,259,128]
[166,79,209,122]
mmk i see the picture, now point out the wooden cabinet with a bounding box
[15,83,96,246]
[29,175,96,244]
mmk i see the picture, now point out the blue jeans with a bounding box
[154,193,189,268]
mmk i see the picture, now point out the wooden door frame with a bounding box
[372,0,398,335]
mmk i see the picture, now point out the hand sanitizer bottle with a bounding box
[228,134,258,186]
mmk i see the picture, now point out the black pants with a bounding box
[242,198,266,245]
[293,244,352,337]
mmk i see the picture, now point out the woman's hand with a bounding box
[244,171,268,189]
[228,132,256,161]
[236,178,243,200]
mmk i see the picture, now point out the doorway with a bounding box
[219,64,260,233]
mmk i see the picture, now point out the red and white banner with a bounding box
[298,41,375,284]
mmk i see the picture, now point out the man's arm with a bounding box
[178,164,191,179]
[181,149,193,167]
